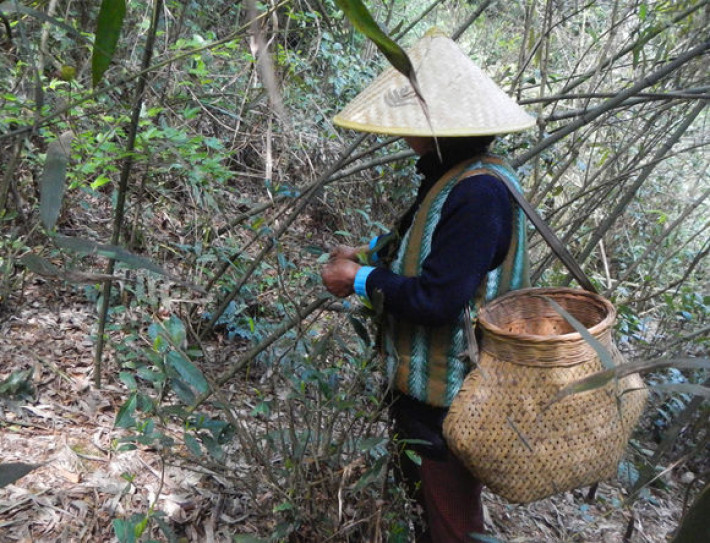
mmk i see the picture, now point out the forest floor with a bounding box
[0,273,697,543]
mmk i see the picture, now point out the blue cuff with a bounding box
[368,237,380,263]
[354,266,375,298]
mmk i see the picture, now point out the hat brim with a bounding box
[333,34,536,137]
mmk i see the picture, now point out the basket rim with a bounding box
[478,287,616,342]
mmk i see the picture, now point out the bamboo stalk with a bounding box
[93,0,164,389]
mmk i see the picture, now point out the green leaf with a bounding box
[164,315,187,346]
[470,534,504,543]
[672,482,710,543]
[233,535,268,543]
[0,2,88,43]
[112,519,129,543]
[348,314,371,345]
[134,514,149,537]
[152,515,178,543]
[184,434,202,457]
[0,369,34,398]
[40,132,73,230]
[92,0,126,87]
[541,296,616,370]
[333,0,424,102]
[274,501,294,512]
[54,235,166,274]
[0,462,42,488]
[353,454,388,490]
[119,371,138,391]
[168,377,196,405]
[115,392,138,428]
[165,351,209,395]
[136,366,165,384]
[201,434,224,460]
[639,3,648,21]
[404,448,422,466]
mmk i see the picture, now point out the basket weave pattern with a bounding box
[443,288,647,504]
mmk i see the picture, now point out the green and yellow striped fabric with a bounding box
[384,155,530,407]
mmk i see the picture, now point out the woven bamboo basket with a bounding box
[443,287,647,504]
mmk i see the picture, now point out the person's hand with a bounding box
[329,245,367,263]
[321,258,361,297]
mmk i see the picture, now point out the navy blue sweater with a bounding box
[365,150,513,326]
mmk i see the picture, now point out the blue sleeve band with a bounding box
[354,266,375,298]
[368,237,380,263]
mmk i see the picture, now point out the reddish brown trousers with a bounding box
[397,447,485,542]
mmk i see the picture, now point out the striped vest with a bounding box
[384,155,530,407]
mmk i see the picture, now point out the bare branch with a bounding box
[511,40,710,169]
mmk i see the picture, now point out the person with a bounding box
[321,30,535,542]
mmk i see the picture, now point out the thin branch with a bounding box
[201,134,367,333]
[605,186,710,296]
[569,100,707,274]
[511,40,710,169]
[520,87,710,105]
[394,0,443,41]
[559,0,710,95]
[190,295,330,410]
[451,0,495,42]
[544,92,710,123]
[0,0,290,143]
[624,239,709,305]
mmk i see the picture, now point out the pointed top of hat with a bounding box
[333,31,536,137]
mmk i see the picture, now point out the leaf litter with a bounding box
[0,276,700,542]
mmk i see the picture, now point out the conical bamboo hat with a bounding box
[333,32,536,137]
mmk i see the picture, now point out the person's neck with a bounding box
[416,142,490,182]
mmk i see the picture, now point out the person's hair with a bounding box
[438,135,496,158]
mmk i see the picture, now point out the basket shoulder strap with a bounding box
[465,163,597,294]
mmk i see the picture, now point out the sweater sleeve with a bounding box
[364,175,512,326]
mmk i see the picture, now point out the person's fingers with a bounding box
[320,258,358,297]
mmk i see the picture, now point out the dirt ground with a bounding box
[0,279,698,542]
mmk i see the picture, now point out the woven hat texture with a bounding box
[443,287,647,504]
[333,32,536,136]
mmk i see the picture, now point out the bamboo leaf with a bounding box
[54,234,167,273]
[0,462,42,488]
[548,368,617,405]
[39,132,73,230]
[20,253,61,277]
[653,383,710,398]
[334,0,424,102]
[541,295,616,370]
[20,253,123,284]
[92,0,126,87]
[53,235,206,293]
[551,357,710,404]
